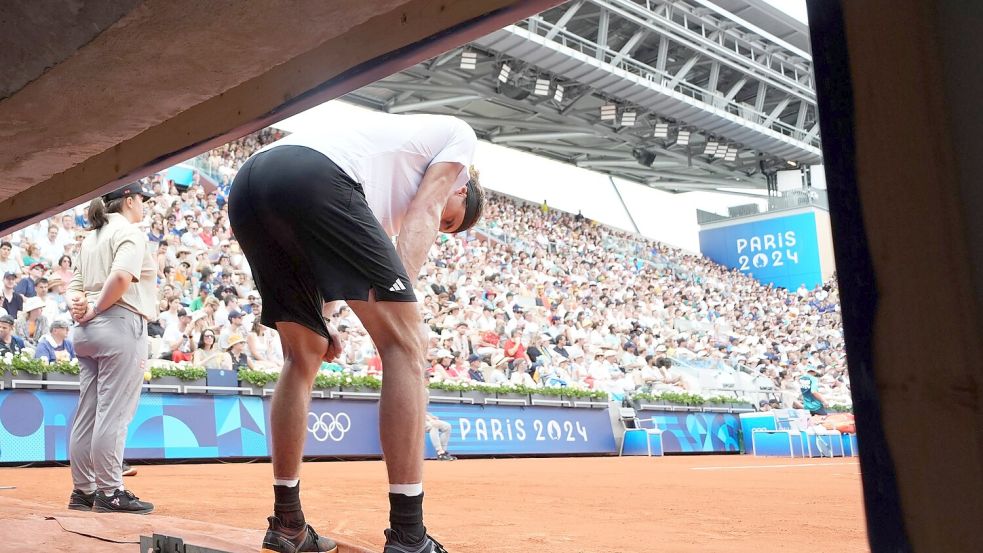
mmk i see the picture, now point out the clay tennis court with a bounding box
[0,455,867,552]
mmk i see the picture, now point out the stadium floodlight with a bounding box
[632,148,657,167]
[703,140,718,155]
[621,110,636,127]
[713,143,727,158]
[653,122,670,139]
[534,78,550,96]
[460,51,477,70]
[600,103,617,121]
[724,146,738,161]
[677,130,691,145]
[498,63,512,83]
[553,85,564,103]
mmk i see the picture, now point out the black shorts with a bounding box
[228,145,415,340]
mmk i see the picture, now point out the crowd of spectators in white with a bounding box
[0,128,851,408]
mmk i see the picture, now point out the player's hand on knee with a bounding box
[322,324,343,362]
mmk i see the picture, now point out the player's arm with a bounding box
[395,161,465,287]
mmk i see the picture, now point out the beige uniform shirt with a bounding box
[69,213,158,321]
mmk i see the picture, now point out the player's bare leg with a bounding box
[348,291,446,551]
[261,322,338,553]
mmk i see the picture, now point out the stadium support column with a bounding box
[609,177,640,234]
[808,1,983,551]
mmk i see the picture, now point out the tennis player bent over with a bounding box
[229,112,484,553]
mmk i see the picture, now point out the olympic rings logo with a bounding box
[306,412,352,442]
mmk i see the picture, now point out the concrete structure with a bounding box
[0,0,561,233]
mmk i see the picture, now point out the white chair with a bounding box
[618,407,664,456]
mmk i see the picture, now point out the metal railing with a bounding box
[513,17,820,147]
[697,190,828,225]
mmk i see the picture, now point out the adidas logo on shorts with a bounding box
[389,279,406,292]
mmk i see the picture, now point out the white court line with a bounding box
[691,462,855,471]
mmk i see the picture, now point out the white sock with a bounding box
[389,483,423,496]
[274,478,299,487]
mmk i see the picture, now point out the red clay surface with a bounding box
[0,455,868,553]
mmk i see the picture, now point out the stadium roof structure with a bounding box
[344,0,819,195]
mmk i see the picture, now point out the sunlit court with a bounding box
[0,455,866,552]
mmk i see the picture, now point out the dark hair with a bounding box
[0,241,11,250]
[451,167,486,233]
[58,254,72,267]
[87,196,125,230]
[198,330,216,349]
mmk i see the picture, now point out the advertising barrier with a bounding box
[0,390,617,463]
[0,389,269,462]
[1,390,779,462]
[425,403,616,456]
[636,410,741,453]
[740,410,858,457]
[294,399,383,457]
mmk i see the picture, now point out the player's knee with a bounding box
[281,346,323,379]
[378,341,426,378]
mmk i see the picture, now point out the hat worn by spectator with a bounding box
[190,310,208,323]
[23,296,45,313]
[29,262,45,271]
[435,349,452,359]
[0,315,14,325]
[50,319,71,330]
[228,310,243,320]
[3,272,17,280]
[467,354,481,362]
[227,334,246,349]
[103,181,154,202]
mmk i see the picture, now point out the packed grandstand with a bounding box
[0,128,851,410]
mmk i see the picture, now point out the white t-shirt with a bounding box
[260,112,477,236]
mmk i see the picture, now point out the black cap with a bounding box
[103,181,154,202]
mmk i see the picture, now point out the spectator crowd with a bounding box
[0,129,851,409]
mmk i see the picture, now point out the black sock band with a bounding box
[389,492,425,543]
[274,483,304,527]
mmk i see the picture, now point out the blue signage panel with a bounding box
[1,391,616,462]
[637,411,741,453]
[294,399,383,457]
[750,429,800,457]
[699,212,822,289]
[426,404,616,456]
[739,412,778,454]
[0,390,269,462]
[621,430,664,456]
[128,393,268,459]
